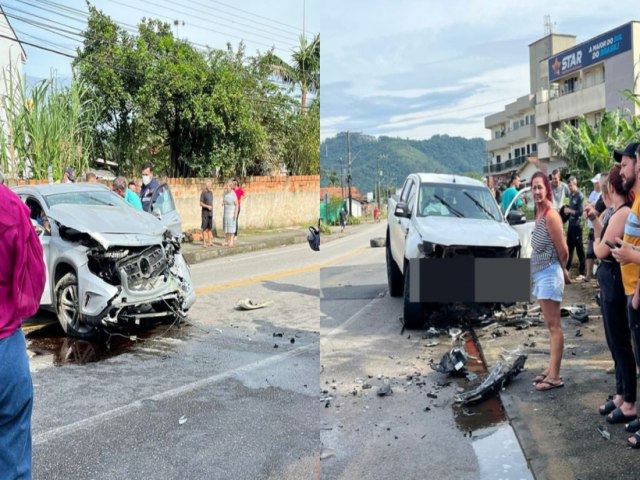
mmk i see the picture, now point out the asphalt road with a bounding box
[28,240,325,480]
[319,223,532,480]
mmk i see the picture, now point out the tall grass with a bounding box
[0,62,98,180]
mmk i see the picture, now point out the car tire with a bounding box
[403,262,426,329]
[386,230,403,297]
[55,272,98,339]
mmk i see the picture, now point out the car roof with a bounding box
[413,173,484,187]
[12,183,111,196]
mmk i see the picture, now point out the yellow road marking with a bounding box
[195,246,368,296]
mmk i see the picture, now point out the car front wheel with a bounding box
[56,272,98,339]
[386,230,403,297]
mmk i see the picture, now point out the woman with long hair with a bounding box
[589,165,636,425]
[530,171,569,391]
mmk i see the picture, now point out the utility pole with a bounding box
[347,131,352,217]
[377,154,386,209]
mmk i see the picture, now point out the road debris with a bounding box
[273,332,284,337]
[425,341,440,347]
[561,305,589,323]
[377,381,393,397]
[454,355,527,405]
[430,346,468,374]
[178,415,188,425]
[597,425,611,440]
[320,446,336,460]
[235,298,274,310]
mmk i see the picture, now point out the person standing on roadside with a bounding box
[501,173,524,214]
[550,169,571,211]
[140,162,160,213]
[0,184,46,478]
[85,172,98,183]
[530,171,569,392]
[563,176,586,280]
[339,207,347,233]
[585,174,602,281]
[588,166,636,426]
[200,180,214,247]
[233,180,246,240]
[609,142,640,448]
[112,176,142,211]
[222,182,238,247]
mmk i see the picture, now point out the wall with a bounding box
[9,175,320,232]
[166,175,319,231]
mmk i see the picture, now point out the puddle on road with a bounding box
[25,318,192,367]
[450,333,534,480]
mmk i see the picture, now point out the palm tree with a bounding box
[267,33,319,114]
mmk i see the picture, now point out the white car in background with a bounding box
[13,183,195,338]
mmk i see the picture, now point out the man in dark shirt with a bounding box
[139,161,160,213]
[563,176,585,279]
[200,180,214,247]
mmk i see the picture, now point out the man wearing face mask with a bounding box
[139,162,160,213]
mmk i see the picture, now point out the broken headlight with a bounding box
[102,249,130,260]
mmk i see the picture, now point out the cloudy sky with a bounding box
[1,0,318,79]
[321,0,638,141]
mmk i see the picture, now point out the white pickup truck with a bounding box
[386,173,533,328]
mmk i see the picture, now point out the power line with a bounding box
[108,0,290,53]
[151,0,302,43]
[0,31,75,58]
[205,0,307,35]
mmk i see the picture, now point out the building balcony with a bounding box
[535,83,606,126]
[483,155,530,175]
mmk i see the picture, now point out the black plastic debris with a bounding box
[453,355,527,405]
[273,332,284,337]
[290,338,295,344]
[575,329,583,337]
[561,305,589,323]
[430,347,468,375]
[426,392,438,399]
[377,381,393,397]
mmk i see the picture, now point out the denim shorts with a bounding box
[532,262,564,302]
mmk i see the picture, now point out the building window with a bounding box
[532,143,537,152]
[520,119,524,127]
[563,77,578,95]
[515,148,520,157]
[496,155,501,163]
[527,144,531,154]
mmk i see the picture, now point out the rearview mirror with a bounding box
[507,210,526,225]
[395,202,411,218]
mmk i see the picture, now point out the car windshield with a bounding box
[417,183,502,221]
[44,190,130,208]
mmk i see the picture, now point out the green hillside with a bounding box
[321,133,487,194]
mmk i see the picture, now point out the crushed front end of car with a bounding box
[82,231,196,329]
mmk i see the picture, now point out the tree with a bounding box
[266,33,320,114]
[548,110,640,182]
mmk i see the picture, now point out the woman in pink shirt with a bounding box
[233,179,247,239]
[0,185,46,478]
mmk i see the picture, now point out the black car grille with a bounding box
[120,246,167,288]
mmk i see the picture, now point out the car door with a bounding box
[505,187,535,258]
[150,183,182,238]
[23,195,53,306]
[391,178,416,271]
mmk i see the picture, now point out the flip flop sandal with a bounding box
[535,380,564,392]
[628,432,640,449]
[599,397,617,416]
[607,407,637,424]
[532,373,547,385]
[626,419,640,433]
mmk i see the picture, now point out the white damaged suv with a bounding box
[386,173,530,328]
[13,183,196,338]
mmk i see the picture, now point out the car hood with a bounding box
[414,217,519,247]
[48,204,166,248]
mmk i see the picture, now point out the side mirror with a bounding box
[152,208,162,220]
[394,202,411,218]
[507,210,526,225]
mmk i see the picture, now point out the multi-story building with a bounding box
[485,21,640,183]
